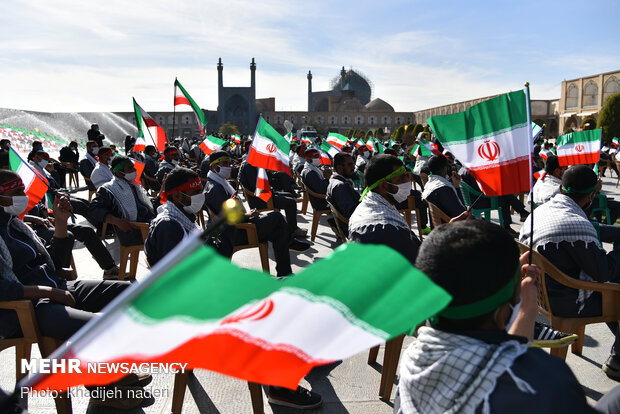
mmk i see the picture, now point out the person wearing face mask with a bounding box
[156,146,180,185]
[519,165,620,380]
[79,141,99,193]
[27,141,43,162]
[143,145,161,192]
[394,220,620,414]
[349,154,422,265]
[354,146,370,174]
[89,156,155,247]
[58,141,80,188]
[29,151,58,187]
[90,146,115,189]
[144,167,204,266]
[327,153,360,237]
[301,148,332,213]
[421,154,466,219]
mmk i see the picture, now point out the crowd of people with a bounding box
[1,122,620,412]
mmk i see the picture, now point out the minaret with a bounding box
[307,70,313,111]
[250,58,257,128]
[217,58,224,125]
[340,66,346,89]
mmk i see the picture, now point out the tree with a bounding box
[375,127,385,138]
[598,92,620,144]
[345,129,353,138]
[393,126,405,141]
[219,123,239,136]
[581,117,596,130]
[413,123,424,138]
[402,123,416,145]
[365,130,373,140]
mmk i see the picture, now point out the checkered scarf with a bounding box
[532,174,561,205]
[398,327,534,414]
[421,174,460,203]
[151,201,198,236]
[102,177,153,222]
[302,160,323,177]
[349,190,409,234]
[519,193,600,308]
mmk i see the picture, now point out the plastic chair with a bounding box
[328,202,349,242]
[459,181,504,227]
[517,241,620,360]
[61,162,79,188]
[427,201,451,227]
[118,222,150,281]
[241,184,278,213]
[590,194,612,225]
[84,177,96,201]
[303,186,332,242]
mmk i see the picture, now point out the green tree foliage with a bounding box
[374,127,385,138]
[393,126,405,141]
[219,123,239,136]
[581,117,597,130]
[413,123,424,138]
[365,130,373,139]
[345,129,353,138]
[598,92,620,144]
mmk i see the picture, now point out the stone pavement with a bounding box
[3,173,620,413]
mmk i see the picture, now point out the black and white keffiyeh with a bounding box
[102,177,153,222]
[302,160,322,178]
[81,152,97,168]
[421,174,460,201]
[151,201,198,236]
[207,170,235,197]
[532,174,561,205]
[91,162,114,188]
[349,191,409,234]
[397,327,534,414]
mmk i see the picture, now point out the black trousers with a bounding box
[35,280,131,339]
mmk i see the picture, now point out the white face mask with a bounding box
[123,171,137,182]
[2,195,29,216]
[38,160,49,169]
[505,299,521,332]
[217,166,232,179]
[390,182,410,203]
[92,147,99,155]
[311,158,321,167]
[363,151,369,158]
[183,193,205,214]
[171,159,180,167]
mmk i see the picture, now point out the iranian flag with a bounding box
[26,241,450,392]
[8,148,48,219]
[174,78,208,134]
[326,132,348,149]
[427,89,532,196]
[132,159,145,185]
[612,137,619,147]
[247,117,291,175]
[532,123,543,141]
[133,98,167,152]
[283,132,293,143]
[312,143,332,166]
[255,167,272,202]
[131,132,146,153]
[232,134,242,145]
[321,141,341,158]
[301,136,314,145]
[199,135,227,155]
[533,169,546,180]
[410,140,440,157]
[555,129,602,167]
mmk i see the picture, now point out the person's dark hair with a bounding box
[384,148,397,156]
[70,141,78,148]
[0,169,19,185]
[209,150,229,164]
[428,154,448,175]
[415,220,519,329]
[295,145,306,156]
[32,141,42,148]
[98,146,112,157]
[0,139,10,146]
[333,152,352,169]
[304,148,319,157]
[364,154,403,189]
[110,155,130,171]
[164,146,178,155]
[0,152,9,169]
[163,167,198,193]
[86,140,97,148]
[562,165,598,200]
[145,145,156,155]
[544,155,560,173]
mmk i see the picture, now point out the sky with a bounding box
[0,0,618,113]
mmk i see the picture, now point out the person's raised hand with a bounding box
[52,194,73,222]
[49,288,76,307]
[449,210,473,223]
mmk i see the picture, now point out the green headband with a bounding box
[438,270,519,320]
[112,159,133,173]
[561,184,597,195]
[359,166,406,201]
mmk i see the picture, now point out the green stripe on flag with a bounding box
[556,129,602,147]
[175,79,208,129]
[255,117,289,153]
[427,90,528,144]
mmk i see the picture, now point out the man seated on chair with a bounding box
[349,154,421,265]
[300,148,337,230]
[155,146,180,185]
[519,165,620,380]
[89,155,156,247]
[421,154,466,219]
[145,167,204,266]
[90,146,115,189]
[79,140,99,193]
[396,219,620,414]
[327,152,360,237]
[532,155,566,205]
[204,151,310,277]
[143,145,161,193]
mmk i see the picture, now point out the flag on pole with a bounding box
[133,98,167,152]
[283,132,293,143]
[132,159,145,185]
[427,89,532,196]
[326,133,348,149]
[199,135,227,156]
[320,141,341,158]
[131,132,146,153]
[301,136,314,145]
[232,134,242,145]
[555,129,602,167]
[174,79,208,134]
[613,137,619,147]
[27,240,450,392]
[532,123,543,142]
[8,148,48,219]
[312,143,332,166]
[247,117,291,175]
[410,140,440,157]
[255,167,272,202]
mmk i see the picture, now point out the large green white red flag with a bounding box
[427,90,532,196]
[8,147,48,219]
[131,131,146,153]
[247,117,291,175]
[326,132,348,149]
[133,98,167,152]
[199,135,227,155]
[25,240,450,391]
[255,167,272,202]
[321,141,341,158]
[174,78,208,134]
[555,129,601,167]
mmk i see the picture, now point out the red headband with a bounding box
[161,177,202,202]
[98,148,112,159]
[0,177,25,194]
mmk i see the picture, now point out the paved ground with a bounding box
[4,173,620,413]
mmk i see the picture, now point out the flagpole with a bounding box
[19,199,245,389]
[525,82,534,266]
[172,78,177,142]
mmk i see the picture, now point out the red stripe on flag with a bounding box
[132,160,145,185]
[468,158,531,196]
[174,96,191,106]
[558,151,599,167]
[247,149,291,176]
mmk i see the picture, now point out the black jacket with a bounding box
[301,166,329,210]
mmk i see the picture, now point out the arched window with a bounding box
[604,76,620,103]
[156,115,165,125]
[566,84,579,109]
[368,116,376,126]
[182,115,191,125]
[289,115,296,124]
[274,115,283,125]
[354,115,364,125]
[582,81,598,107]
[395,116,403,125]
[381,116,391,125]
[315,116,324,125]
[342,115,351,125]
[458,105,464,112]
[168,115,177,125]
[328,116,338,125]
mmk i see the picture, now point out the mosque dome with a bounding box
[330,68,373,105]
[365,98,394,112]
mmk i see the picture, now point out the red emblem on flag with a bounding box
[266,143,277,153]
[575,144,584,152]
[220,299,274,325]
[477,140,500,161]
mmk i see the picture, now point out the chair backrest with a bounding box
[516,242,552,319]
[241,184,275,211]
[328,202,349,242]
[420,172,429,187]
[427,201,451,227]
[459,180,482,207]
[305,186,327,200]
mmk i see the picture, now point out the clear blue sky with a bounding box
[0,0,618,112]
